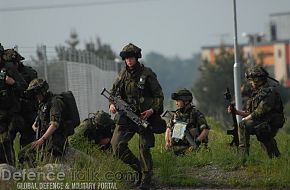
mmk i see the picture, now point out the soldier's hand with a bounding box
[227,106,236,114]
[141,108,154,120]
[5,76,15,85]
[109,104,117,114]
[32,123,38,132]
[165,142,172,150]
[32,138,45,150]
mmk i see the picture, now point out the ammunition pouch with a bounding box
[148,113,166,134]
[269,113,285,129]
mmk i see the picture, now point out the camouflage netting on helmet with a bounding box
[119,43,142,60]
[171,88,193,102]
[26,79,49,97]
[2,49,24,62]
[93,110,114,127]
[245,65,269,82]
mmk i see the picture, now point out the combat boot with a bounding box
[133,171,142,187]
[138,171,152,190]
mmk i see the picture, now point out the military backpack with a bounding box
[55,91,80,136]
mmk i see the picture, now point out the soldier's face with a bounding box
[176,100,185,109]
[35,94,44,103]
[249,80,261,90]
[125,57,137,69]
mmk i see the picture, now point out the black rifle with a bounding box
[162,110,198,150]
[101,88,150,129]
[224,87,239,147]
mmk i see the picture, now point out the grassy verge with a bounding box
[11,118,290,189]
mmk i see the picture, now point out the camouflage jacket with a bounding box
[37,92,65,134]
[168,104,210,133]
[110,62,164,114]
[0,62,27,112]
[247,83,284,122]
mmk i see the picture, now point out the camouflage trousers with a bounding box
[111,124,155,186]
[0,113,24,166]
[239,120,280,158]
[0,140,15,166]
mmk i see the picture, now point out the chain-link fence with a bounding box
[26,47,122,120]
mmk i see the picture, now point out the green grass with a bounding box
[129,117,290,188]
[11,118,290,189]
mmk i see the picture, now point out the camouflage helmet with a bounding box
[2,49,25,62]
[119,43,142,60]
[245,65,268,82]
[94,110,113,127]
[171,88,193,102]
[26,78,49,95]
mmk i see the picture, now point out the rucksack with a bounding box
[56,91,80,136]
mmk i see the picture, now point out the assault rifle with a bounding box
[224,87,239,147]
[101,88,150,129]
[162,110,199,150]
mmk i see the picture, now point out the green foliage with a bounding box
[144,52,201,101]
[193,48,242,119]
[85,37,116,60]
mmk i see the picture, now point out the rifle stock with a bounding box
[224,87,239,147]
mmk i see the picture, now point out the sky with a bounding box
[1,0,290,59]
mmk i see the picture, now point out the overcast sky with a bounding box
[1,0,290,59]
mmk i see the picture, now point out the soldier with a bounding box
[165,89,210,155]
[228,66,285,158]
[109,43,164,190]
[0,44,27,166]
[3,49,38,148]
[79,111,115,150]
[19,79,68,167]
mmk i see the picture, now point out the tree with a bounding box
[192,47,246,121]
[85,37,116,60]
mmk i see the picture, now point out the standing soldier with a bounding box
[109,43,164,190]
[228,66,285,158]
[3,49,38,148]
[19,79,69,167]
[165,89,210,155]
[0,44,27,166]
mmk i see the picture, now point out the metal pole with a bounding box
[232,0,242,122]
[42,45,48,82]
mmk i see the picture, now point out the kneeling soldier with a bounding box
[165,89,210,155]
[19,79,69,167]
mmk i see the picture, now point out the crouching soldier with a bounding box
[228,66,285,158]
[80,111,115,150]
[19,79,70,167]
[165,89,210,155]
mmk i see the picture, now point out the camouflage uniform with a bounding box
[110,43,164,189]
[0,45,27,166]
[168,89,210,155]
[19,79,68,167]
[4,49,38,148]
[18,62,38,147]
[239,66,284,158]
[81,111,115,150]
